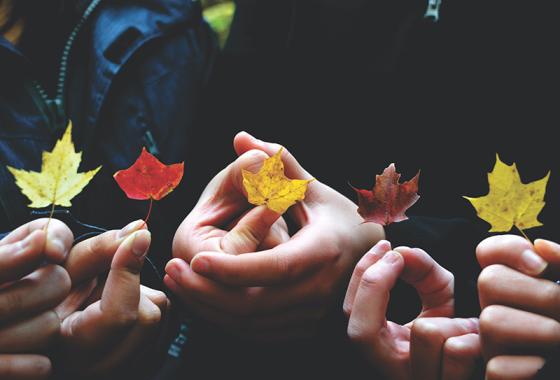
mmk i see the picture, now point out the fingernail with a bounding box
[192,256,210,274]
[118,220,144,240]
[382,251,401,264]
[129,230,151,258]
[521,249,547,275]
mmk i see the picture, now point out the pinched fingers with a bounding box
[64,220,145,284]
[0,218,73,265]
[476,235,547,277]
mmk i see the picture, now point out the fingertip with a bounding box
[191,254,211,275]
[373,239,392,252]
[44,219,74,262]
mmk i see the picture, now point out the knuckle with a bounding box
[110,309,139,328]
[138,304,162,326]
[542,282,560,311]
[46,265,72,296]
[0,290,24,316]
[478,265,505,294]
[411,318,441,340]
[485,357,505,380]
[479,305,506,336]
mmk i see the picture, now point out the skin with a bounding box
[344,241,481,380]
[0,219,72,380]
[167,132,384,341]
[477,235,560,380]
[56,220,170,377]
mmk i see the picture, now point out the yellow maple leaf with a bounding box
[7,122,101,208]
[464,154,549,233]
[242,148,314,214]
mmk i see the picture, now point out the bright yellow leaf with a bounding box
[7,122,101,208]
[242,148,313,214]
[464,154,549,233]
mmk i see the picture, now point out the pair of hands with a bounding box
[477,235,560,380]
[0,218,168,379]
[166,132,384,340]
[344,240,481,380]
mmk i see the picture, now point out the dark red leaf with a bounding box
[114,148,184,201]
[352,164,420,226]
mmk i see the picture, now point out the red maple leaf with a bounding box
[352,164,420,226]
[114,148,184,222]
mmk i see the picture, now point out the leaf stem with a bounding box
[142,197,154,228]
[515,224,531,243]
[43,202,56,234]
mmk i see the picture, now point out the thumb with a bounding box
[101,230,151,316]
[233,132,314,181]
[220,205,281,254]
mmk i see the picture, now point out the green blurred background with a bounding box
[202,0,235,47]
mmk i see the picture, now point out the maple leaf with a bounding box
[7,122,101,208]
[464,154,549,234]
[113,147,184,223]
[352,163,420,226]
[242,148,314,214]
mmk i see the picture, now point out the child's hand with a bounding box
[56,221,169,377]
[0,218,73,379]
[477,235,560,380]
[344,241,481,380]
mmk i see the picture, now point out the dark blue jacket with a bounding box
[0,0,216,253]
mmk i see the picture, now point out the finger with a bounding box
[100,230,150,319]
[347,251,404,347]
[480,305,560,358]
[486,355,545,380]
[534,239,560,276]
[88,294,163,374]
[171,150,271,262]
[478,264,560,320]
[220,205,281,254]
[343,240,392,318]
[0,230,45,284]
[442,333,482,380]
[64,220,145,283]
[257,217,290,250]
[0,264,70,323]
[410,318,479,380]
[54,278,98,320]
[477,235,547,276]
[190,230,328,286]
[0,355,51,380]
[0,311,60,353]
[233,132,314,181]
[396,247,454,317]
[0,218,73,263]
[165,259,253,317]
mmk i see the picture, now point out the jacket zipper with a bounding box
[31,0,102,131]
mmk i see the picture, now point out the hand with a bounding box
[344,241,481,380]
[167,132,384,341]
[55,221,169,376]
[0,218,73,380]
[477,235,560,380]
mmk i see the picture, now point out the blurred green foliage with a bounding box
[202,0,235,48]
